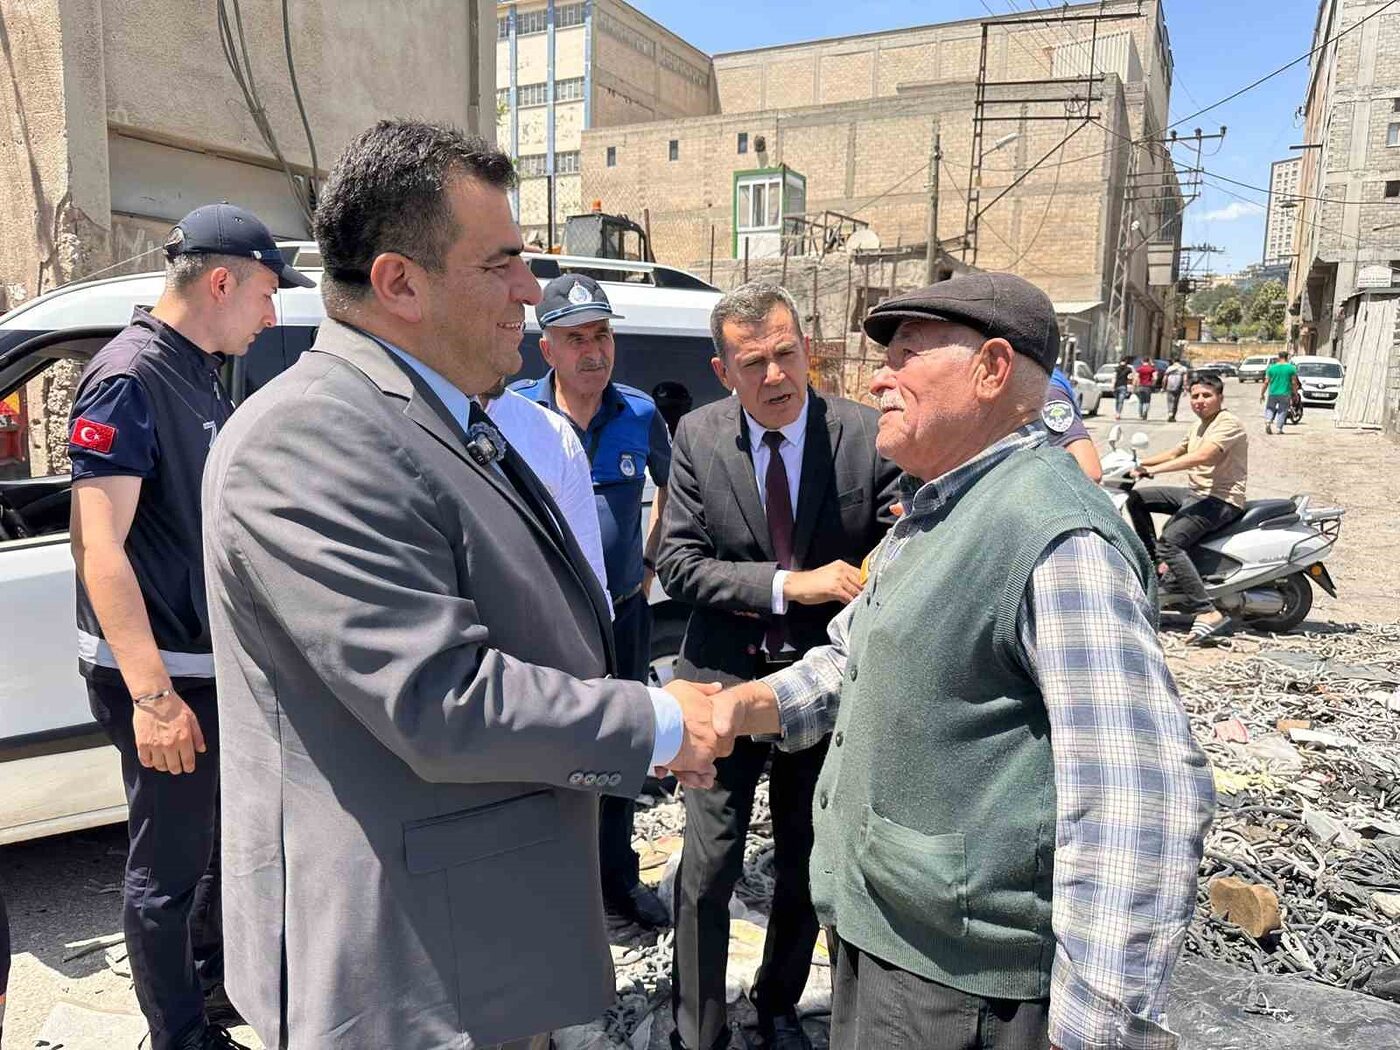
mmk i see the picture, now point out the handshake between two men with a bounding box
[654,557,864,788]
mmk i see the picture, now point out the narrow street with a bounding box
[4,385,1394,1050]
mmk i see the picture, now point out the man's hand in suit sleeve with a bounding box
[782,559,862,606]
[657,679,733,789]
[711,681,782,740]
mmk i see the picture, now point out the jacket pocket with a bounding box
[403,790,560,874]
[837,487,867,508]
[857,805,969,938]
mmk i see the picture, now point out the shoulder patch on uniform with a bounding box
[1041,400,1075,434]
[71,416,117,454]
[619,451,638,477]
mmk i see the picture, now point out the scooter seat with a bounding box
[1208,498,1297,538]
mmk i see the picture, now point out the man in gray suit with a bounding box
[202,119,727,1050]
[658,284,900,1050]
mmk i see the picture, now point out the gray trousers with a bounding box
[485,1034,552,1050]
[829,934,1049,1050]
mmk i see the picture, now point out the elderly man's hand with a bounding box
[659,679,732,789]
[712,681,782,740]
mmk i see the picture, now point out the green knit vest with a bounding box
[809,445,1153,1000]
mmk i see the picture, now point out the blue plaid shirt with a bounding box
[765,425,1214,1050]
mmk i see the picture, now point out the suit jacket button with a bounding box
[568,771,584,786]
[608,773,623,787]
[819,791,829,809]
[834,731,844,747]
[583,773,598,786]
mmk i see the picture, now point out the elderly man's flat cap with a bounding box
[863,272,1060,373]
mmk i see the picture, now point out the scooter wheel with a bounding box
[1243,572,1314,634]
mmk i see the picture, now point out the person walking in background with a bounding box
[1163,359,1189,422]
[1113,355,1133,420]
[1261,350,1300,435]
[1135,357,1157,420]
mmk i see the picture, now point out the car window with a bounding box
[0,352,83,542]
[1297,361,1343,378]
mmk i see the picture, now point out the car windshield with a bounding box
[1245,357,1270,366]
[1297,361,1343,378]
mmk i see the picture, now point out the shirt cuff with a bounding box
[771,569,790,614]
[647,686,684,769]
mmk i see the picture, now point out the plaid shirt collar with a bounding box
[895,424,1046,526]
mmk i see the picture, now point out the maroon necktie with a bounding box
[763,430,794,653]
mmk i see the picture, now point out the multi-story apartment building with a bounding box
[495,0,719,246]
[1264,157,1302,266]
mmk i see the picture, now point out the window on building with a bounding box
[556,151,580,175]
[1393,97,1400,112]
[668,139,679,162]
[497,88,510,111]
[497,15,511,40]
[737,132,748,155]
[1388,122,1400,147]
[1385,180,1400,198]
[517,154,548,178]
[516,82,549,107]
[737,175,782,231]
[606,146,617,167]
[555,77,585,102]
[555,3,586,29]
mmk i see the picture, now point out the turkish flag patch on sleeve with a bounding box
[71,417,117,454]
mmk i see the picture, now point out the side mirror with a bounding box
[1131,432,1151,451]
[1107,424,1123,449]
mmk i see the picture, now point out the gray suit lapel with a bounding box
[716,400,775,561]
[792,391,840,567]
[310,323,615,661]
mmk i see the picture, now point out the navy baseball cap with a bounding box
[537,274,625,328]
[863,272,1060,374]
[163,203,315,289]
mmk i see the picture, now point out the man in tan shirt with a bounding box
[1127,371,1248,643]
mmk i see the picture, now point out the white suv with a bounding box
[1293,355,1345,406]
[0,251,722,843]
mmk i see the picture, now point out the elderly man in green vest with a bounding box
[708,273,1215,1050]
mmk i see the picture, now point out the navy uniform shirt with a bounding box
[1042,366,1091,448]
[67,308,234,683]
[513,372,671,600]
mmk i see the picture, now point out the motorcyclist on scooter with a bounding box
[1126,371,1249,645]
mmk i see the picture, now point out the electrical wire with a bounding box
[1164,0,1400,132]
[217,0,314,225]
[282,0,320,207]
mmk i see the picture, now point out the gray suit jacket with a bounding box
[657,390,900,686]
[202,320,656,1049]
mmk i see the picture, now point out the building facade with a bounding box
[1289,0,1400,351]
[582,0,1183,364]
[1264,158,1302,266]
[495,0,719,247]
[0,0,499,314]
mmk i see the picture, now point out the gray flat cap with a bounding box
[863,272,1060,374]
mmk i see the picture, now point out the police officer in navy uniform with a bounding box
[1044,365,1103,482]
[67,204,313,1050]
[514,274,674,943]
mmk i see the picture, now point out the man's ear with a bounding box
[368,253,424,325]
[974,338,1017,399]
[205,265,236,304]
[539,333,557,368]
[710,354,732,391]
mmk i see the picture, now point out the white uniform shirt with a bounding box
[486,388,611,611]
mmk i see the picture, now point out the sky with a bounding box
[629,0,1321,276]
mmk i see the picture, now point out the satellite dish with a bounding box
[844,229,882,253]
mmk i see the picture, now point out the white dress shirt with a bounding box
[742,396,810,617]
[486,388,610,608]
[379,341,683,769]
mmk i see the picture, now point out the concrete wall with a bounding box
[583,80,1129,307]
[712,0,1170,131]
[1,0,498,310]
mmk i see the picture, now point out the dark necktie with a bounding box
[763,429,795,653]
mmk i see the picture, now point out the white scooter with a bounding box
[1100,426,1344,633]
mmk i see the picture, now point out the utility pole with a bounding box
[924,124,942,285]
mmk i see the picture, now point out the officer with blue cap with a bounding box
[66,202,310,1050]
[514,274,674,945]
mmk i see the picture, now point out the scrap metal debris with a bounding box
[1169,622,1400,1001]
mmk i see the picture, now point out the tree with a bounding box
[1247,280,1287,340]
[1212,296,1244,329]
